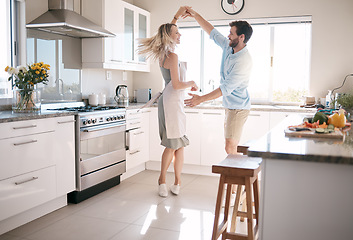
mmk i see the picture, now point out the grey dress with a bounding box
[158,55,189,150]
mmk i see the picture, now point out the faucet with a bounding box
[55,78,64,99]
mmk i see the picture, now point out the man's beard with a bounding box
[229,38,239,48]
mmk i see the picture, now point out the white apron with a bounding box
[163,62,187,139]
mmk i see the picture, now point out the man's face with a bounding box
[228,26,240,48]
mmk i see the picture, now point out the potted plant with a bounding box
[335,93,353,120]
[5,62,50,112]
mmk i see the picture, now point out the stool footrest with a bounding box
[223,232,248,240]
[236,210,257,219]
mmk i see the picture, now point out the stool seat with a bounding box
[212,154,262,177]
[212,154,262,240]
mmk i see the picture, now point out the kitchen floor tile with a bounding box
[162,187,218,213]
[108,182,167,204]
[133,202,215,233]
[109,224,181,240]
[0,234,26,240]
[74,197,153,224]
[25,215,127,240]
[1,170,250,240]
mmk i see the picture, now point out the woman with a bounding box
[138,6,198,197]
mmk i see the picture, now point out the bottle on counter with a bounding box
[326,90,332,109]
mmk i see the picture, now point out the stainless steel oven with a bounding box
[45,103,127,203]
[79,117,126,191]
[65,107,127,203]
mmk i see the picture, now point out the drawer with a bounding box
[126,109,142,120]
[0,117,56,140]
[0,131,55,180]
[0,166,56,221]
[126,109,142,130]
[126,128,144,153]
[126,148,144,170]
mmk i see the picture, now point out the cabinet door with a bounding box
[0,166,56,221]
[200,109,227,166]
[0,131,55,181]
[184,110,201,165]
[54,116,75,195]
[124,7,135,63]
[104,0,123,63]
[240,111,270,145]
[149,108,164,161]
[138,13,147,63]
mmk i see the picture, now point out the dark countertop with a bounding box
[247,114,353,165]
[0,102,316,123]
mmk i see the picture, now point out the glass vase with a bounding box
[12,86,41,113]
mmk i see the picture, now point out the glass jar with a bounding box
[12,86,41,113]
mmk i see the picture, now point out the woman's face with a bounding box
[170,25,181,44]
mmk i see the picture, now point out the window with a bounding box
[0,0,13,99]
[27,29,82,102]
[176,16,312,104]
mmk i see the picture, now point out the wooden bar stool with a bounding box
[212,154,262,240]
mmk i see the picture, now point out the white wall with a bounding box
[133,0,353,100]
[81,69,133,103]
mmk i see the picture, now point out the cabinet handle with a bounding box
[58,120,76,124]
[130,150,140,155]
[128,112,140,116]
[15,176,38,185]
[249,114,261,117]
[13,139,37,146]
[134,131,144,135]
[129,121,141,125]
[203,112,222,115]
[13,124,37,130]
[185,111,198,114]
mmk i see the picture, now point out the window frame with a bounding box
[0,0,21,101]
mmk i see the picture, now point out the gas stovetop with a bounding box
[43,102,126,127]
[48,105,124,113]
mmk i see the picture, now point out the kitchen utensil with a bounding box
[88,93,99,106]
[115,85,129,107]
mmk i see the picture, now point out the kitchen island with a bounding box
[247,114,353,240]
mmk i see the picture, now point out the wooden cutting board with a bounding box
[284,128,344,139]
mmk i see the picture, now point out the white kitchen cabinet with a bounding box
[184,110,201,165]
[200,109,227,166]
[0,115,76,233]
[269,112,292,130]
[0,166,56,221]
[82,0,150,72]
[54,116,76,196]
[126,109,150,170]
[240,111,270,145]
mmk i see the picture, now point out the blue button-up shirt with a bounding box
[210,28,252,110]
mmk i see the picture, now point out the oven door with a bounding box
[79,122,126,190]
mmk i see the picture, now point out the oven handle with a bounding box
[81,122,126,132]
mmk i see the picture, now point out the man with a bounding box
[184,8,253,154]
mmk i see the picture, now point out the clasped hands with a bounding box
[175,6,195,19]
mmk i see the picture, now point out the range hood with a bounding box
[26,0,115,38]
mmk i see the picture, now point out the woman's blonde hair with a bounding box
[137,23,177,61]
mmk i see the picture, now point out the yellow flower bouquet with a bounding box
[5,62,50,112]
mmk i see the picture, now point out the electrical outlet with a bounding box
[123,71,127,81]
[106,70,112,80]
